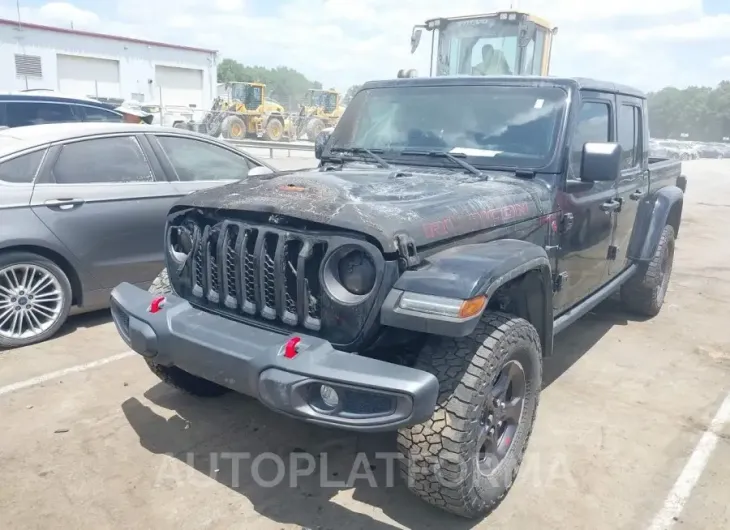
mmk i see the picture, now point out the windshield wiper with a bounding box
[330,146,390,168]
[400,150,483,177]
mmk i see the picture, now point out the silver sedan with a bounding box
[0,122,276,348]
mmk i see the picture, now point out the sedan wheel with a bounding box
[0,254,72,349]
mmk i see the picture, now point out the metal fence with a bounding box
[226,139,315,158]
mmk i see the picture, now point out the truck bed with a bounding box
[648,157,683,193]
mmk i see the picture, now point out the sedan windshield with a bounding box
[327,84,567,169]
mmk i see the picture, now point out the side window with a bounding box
[156,136,251,181]
[570,101,610,179]
[5,102,78,127]
[618,104,641,169]
[0,150,45,183]
[81,106,123,122]
[52,137,154,184]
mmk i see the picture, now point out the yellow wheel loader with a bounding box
[190,82,293,142]
[401,10,557,78]
[295,88,345,141]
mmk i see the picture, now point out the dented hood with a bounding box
[180,166,552,253]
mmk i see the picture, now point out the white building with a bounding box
[0,18,218,109]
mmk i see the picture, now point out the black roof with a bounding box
[0,92,118,109]
[361,75,646,99]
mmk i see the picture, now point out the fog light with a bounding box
[320,385,340,409]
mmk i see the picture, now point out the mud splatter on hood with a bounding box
[180,166,552,253]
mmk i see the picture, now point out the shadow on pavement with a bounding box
[121,298,648,530]
[55,309,112,340]
[543,297,649,388]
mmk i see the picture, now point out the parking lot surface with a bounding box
[1,159,729,530]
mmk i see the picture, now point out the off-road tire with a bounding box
[621,224,675,317]
[0,251,73,349]
[144,269,229,397]
[263,117,285,141]
[397,312,542,519]
[221,115,247,140]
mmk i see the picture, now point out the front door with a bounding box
[610,96,647,275]
[554,94,618,313]
[147,134,254,196]
[30,134,180,289]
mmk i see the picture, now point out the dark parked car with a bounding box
[0,92,124,127]
[0,122,275,348]
[110,76,687,518]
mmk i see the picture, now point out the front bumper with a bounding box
[110,283,439,432]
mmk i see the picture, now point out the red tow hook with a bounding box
[148,296,166,314]
[283,336,301,359]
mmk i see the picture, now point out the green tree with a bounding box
[648,81,730,141]
[216,59,322,111]
[343,84,362,104]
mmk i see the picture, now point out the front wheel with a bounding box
[397,312,542,519]
[0,252,73,349]
[305,118,325,142]
[263,118,285,141]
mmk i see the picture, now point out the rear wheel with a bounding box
[0,252,72,349]
[621,224,675,316]
[397,312,542,518]
[143,269,229,397]
[263,117,285,141]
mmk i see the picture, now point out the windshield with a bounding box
[327,84,567,169]
[437,18,521,76]
[308,91,338,111]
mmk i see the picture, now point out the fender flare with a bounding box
[380,239,554,355]
[627,185,683,262]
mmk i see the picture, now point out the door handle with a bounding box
[600,199,621,212]
[629,189,644,200]
[44,198,85,210]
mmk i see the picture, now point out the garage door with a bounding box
[57,54,120,99]
[155,66,204,108]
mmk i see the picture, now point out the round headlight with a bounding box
[337,250,376,295]
[170,225,194,261]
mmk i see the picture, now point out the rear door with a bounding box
[77,104,124,123]
[146,134,256,195]
[610,95,647,275]
[4,101,81,127]
[29,134,180,289]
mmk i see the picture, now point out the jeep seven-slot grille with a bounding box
[188,221,327,331]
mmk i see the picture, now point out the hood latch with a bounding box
[394,233,420,270]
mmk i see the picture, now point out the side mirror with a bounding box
[248,165,274,177]
[410,28,423,54]
[314,128,334,159]
[580,142,622,182]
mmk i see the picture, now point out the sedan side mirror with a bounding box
[314,128,334,159]
[248,165,274,177]
[580,142,622,182]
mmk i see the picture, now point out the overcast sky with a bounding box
[3,0,730,93]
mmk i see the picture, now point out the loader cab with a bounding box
[305,89,339,114]
[408,11,557,77]
[228,82,265,112]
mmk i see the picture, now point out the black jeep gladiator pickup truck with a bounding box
[110,76,686,519]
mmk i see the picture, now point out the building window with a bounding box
[130,93,145,102]
[15,54,43,78]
